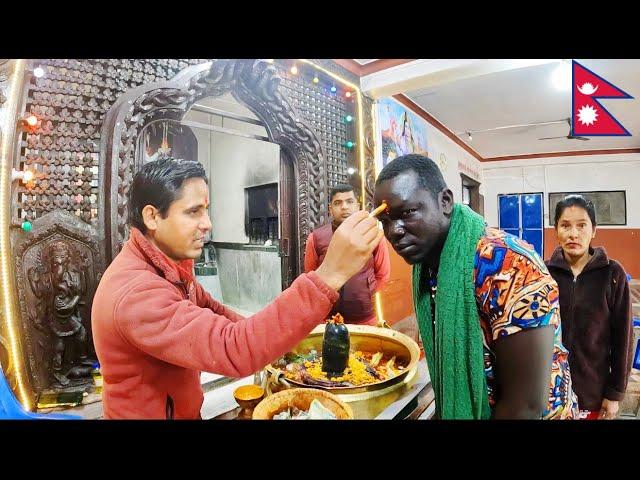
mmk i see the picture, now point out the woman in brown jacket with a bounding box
[546,194,633,420]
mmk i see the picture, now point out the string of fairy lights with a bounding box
[272,59,358,153]
[1,59,33,409]
[2,60,382,411]
[13,60,364,211]
[8,64,46,232]
[12,61,361,230]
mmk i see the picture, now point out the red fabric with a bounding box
[372,237,391,291]
[304,229,391,291]
[578,410,600,420]
[304,226,390,324]
[92,227,338,419]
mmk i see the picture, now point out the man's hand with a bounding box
[315,210,384,291]
[599,398,619,420]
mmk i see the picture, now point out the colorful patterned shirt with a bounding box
[473,228,578,419]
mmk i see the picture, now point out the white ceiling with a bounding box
[367,59,640,158]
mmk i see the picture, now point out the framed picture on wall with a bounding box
[376,98,429,173]
[548,191,627,226]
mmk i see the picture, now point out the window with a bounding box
[460,173,482,215]
[498,193,544,257]
[549,191,626,226]
[245,183,278,245]
[462,185,471,206]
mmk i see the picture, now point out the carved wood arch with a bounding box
[100,60,327,273]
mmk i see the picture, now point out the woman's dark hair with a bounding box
[554,194,597,228]
[128,157,207,233]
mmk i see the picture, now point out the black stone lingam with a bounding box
[321,313,350,377]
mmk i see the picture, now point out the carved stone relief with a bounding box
[13,210,103,393]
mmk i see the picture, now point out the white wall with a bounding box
[208,133,279,243]
[482,154,640,228]
[183,94,282,311]
[376,98,483,202]
[424,121,483,202]
[183,94,280,243]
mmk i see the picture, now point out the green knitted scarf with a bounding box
[412,203,491,419]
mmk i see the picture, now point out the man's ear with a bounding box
[440,188,454,215]
[141,205,160,232]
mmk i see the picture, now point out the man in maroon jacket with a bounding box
[304,184,390,325]
[92,157,383,419]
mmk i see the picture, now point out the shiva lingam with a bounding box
[321,313,350,378]
[263,314,420,419]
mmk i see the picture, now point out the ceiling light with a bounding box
[551,60,572,91]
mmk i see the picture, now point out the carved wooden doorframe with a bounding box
[100,60,327,282]
[279,149,298,289]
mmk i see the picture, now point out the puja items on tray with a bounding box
[272,313,408,387]
[272,399,337,420]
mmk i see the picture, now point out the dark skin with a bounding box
[492,327,554,419]
[374,170,554,419]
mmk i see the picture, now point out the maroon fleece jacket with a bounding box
[546,246,633,411]
[92,227,338,419]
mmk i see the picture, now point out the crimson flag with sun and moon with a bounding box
[572,60,633,136]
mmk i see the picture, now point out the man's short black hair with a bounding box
[128,157,208,234]
[554,194,597,228]
[375,154,448,198]
[329,183,356,202]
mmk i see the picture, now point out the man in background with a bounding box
[305,184,390,325]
